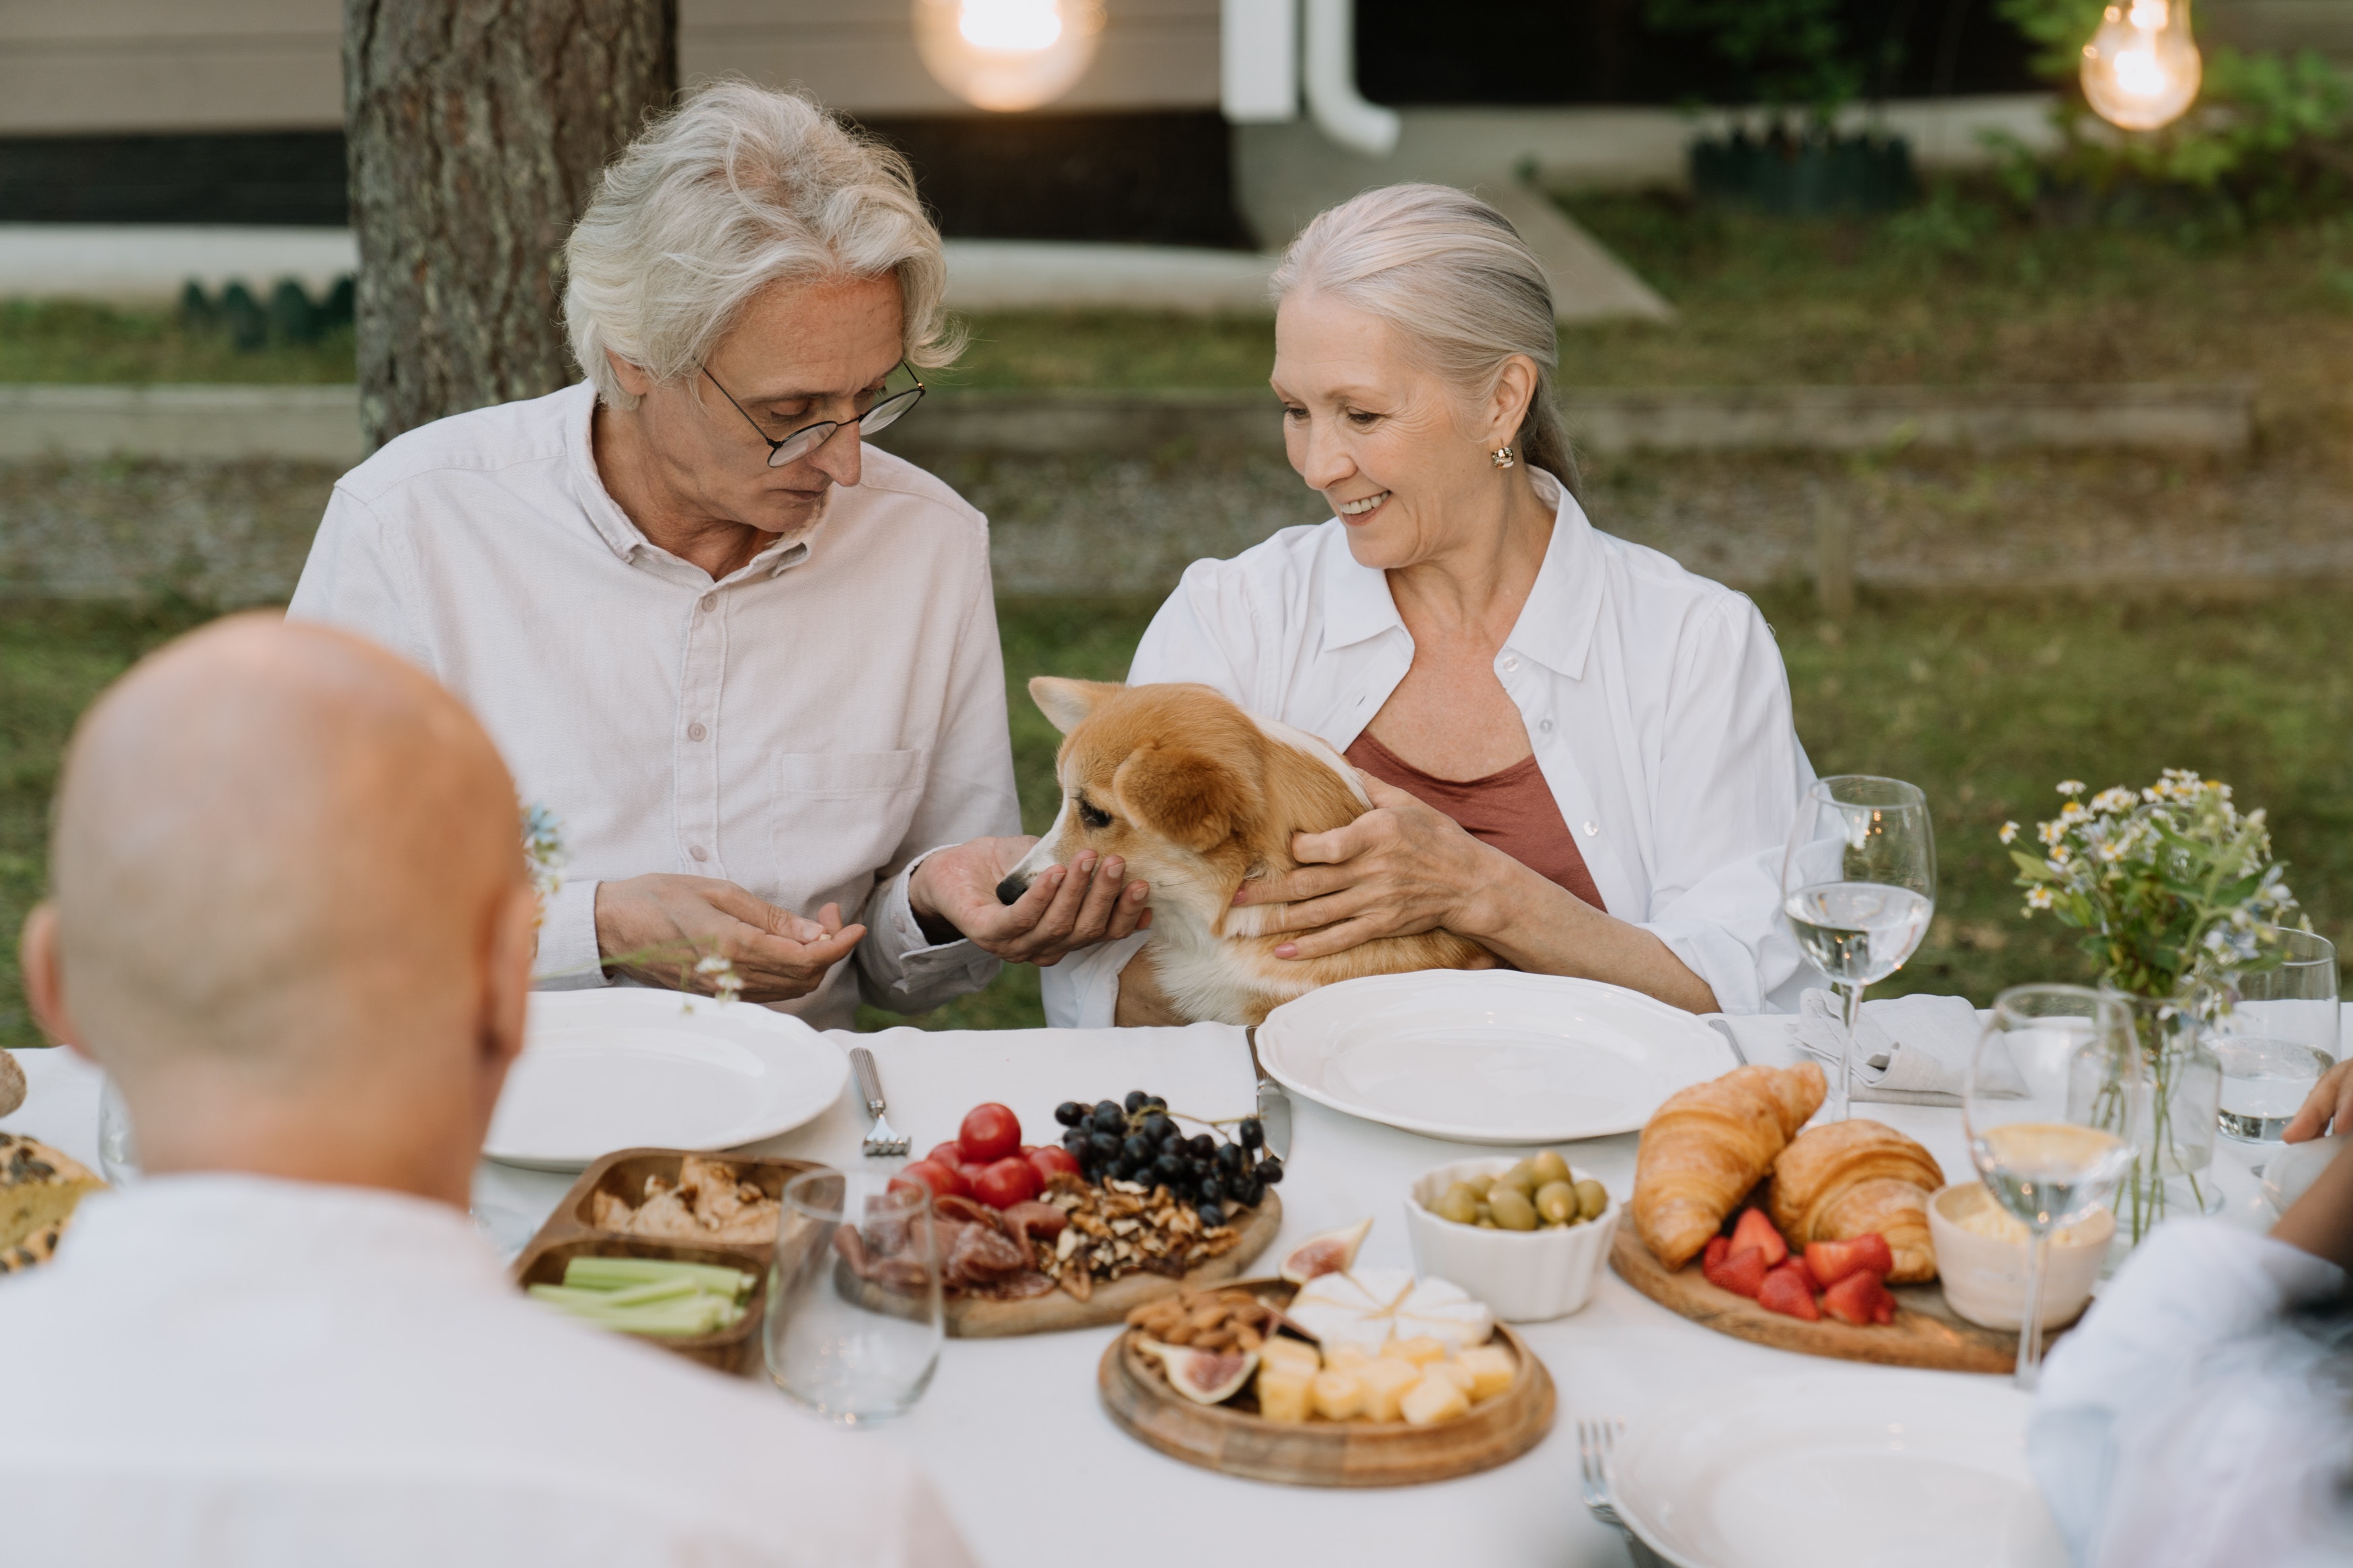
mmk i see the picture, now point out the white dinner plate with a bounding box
[485,989,848,1171]
[1252,971,1737,1144]
[1612,1371,2068,1568]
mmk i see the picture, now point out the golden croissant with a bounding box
[1633,1062,1826,1270]
[1768,1120,1946,1283]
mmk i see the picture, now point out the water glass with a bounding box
[764,1169,942,1424]
[2214,1034,2330,1144]
[1780,776,1938,1122]
[2226,927,2340,1063]
[96,1075,140,1185]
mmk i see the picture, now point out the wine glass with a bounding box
[764,1169,943,1423]
[1965,985,2141,1391]
[1780,776,1938,1121]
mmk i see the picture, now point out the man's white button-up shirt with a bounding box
[290,382,1019,1029]
[1045,470,1817,1025]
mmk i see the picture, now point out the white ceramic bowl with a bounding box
[1927,1181,2114,1333]
[1403,1157,1614,1322]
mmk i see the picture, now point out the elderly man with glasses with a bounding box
[290,82,1148,1024]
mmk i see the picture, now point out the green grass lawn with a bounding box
[9,589,2343,1048]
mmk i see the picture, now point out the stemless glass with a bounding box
[2227,927,2340,1063]
[1780,776,1938,1121]
[96,1075,140,1185]
[1965,985,2141,1391]
[764,1169,943,1424]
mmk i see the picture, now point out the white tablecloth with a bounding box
[4,1005,2303,1568]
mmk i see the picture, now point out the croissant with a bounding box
[1633,1062,1826,1270]
[1767,1120,1946,1283]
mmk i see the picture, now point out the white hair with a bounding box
[1269,183,1577,491]
[563,81,961,409]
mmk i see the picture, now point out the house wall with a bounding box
[0,0,1220,136]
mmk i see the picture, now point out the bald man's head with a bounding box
[44,615,526,1087]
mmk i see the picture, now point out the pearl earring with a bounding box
[1489,446,1515,468]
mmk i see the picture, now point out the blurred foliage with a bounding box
[1991,0,2353,228]
[1644,0,1868,122]
[0,298,356,384]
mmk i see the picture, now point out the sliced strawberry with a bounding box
[1706,1245,1769,1298]
[1704,1235,1731,1273]
[1851,1234,1895,1278]
[1873,1287,1897,1326]
[1823,1268,1897,1327]
[1804,1237,1871,1288]
[1756,1261,1820,1321]
[1730,1208,1788,1267]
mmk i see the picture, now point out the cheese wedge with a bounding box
[1287,1268,1495,1352]
[1357,1356,1421,1421]
[1310,1368,1365,1421]
[1400,1375,1472,1427]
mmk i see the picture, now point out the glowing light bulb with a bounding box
[914,0,1103,112]
[2081,0,2202,131]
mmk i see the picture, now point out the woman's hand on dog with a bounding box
[594,874,865,1001]
[909,835,1151,965]
[1232,778,1509,960]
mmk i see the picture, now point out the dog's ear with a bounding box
[1029,677,1123,736]
[1112,744,1263,854]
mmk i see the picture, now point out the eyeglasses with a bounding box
[702,361,925,468]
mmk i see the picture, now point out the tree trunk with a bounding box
[344,0,675,449]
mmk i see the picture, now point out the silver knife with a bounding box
[1243,1025,1292,1163]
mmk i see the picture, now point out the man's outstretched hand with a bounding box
[594,873,863,1002]
[909,836,1149,966]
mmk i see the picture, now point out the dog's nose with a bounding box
[994,872,1028,907]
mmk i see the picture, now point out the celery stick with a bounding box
[562,1256,751,1299]
[599,1276,699,1308]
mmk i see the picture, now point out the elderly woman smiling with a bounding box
[1046,184,1817,1028]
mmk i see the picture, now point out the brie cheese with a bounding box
[1287,1267,1494,1352]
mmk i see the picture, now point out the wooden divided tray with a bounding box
[1099,1277,1556,1488]
[1609,1211,2050,1375]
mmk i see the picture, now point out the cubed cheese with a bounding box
[1358,1356,1421,1421]
[1390,1335,1447,1366]
[1458,1344,1517,1402]
[1400,1375,1472,1426]
[1310,1368,1365,1421]
[1259,1337,1321,1380]
[1256,1366,1312,1423]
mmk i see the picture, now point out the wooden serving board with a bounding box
[1098,1277,1556,1488]
[1608,1211,2050,1375]
[936,1190,1282,1338]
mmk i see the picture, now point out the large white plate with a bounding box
[485,989,848,1171]
[1613,1372,2068,1568]
[1253,971,1737,1144]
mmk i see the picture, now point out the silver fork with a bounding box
[849,1047,908,1157]
[1577,1415,1626,1530]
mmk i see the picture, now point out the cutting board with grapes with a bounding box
[1608,1213,2037,1374]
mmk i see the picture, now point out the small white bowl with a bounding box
[1927,1181,2114,1333]
[1403,1157,1615,1322]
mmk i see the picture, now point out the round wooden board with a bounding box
[945,1191,1281,1337]
[1097,1277,1556,1487]
[1607,1210,2050,1375]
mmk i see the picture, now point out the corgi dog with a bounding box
[998,677,1490,1025]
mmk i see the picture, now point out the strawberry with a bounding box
[1756,1261,1820,1321]
[1821,1268,1886,1325]
[1704,1235,1731,1274]
[1729,1208,1788,1267]
[1706,1245,1769,1299]
[1804,1234,1895,1288]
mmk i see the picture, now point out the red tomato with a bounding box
[1027,1146,1081,1185]
[926,1141,965,1169]
[959,1104,1021,1164]
[972,1155,1043,1210]
[898,1160,968,1200]
[957,1162,990,1192]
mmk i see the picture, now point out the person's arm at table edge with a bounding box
[2270,1132,2353,1272]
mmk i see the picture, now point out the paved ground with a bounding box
[7,443,2349,608]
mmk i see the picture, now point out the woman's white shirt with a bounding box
[1042,471,1817,1027]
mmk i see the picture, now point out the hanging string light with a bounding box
[913,0,1105,112]
[2080,0,2203,131]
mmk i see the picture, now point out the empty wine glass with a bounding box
[1966,985,2141,1391]
[764,1169,942,1424]
[1781,776,1938,1121]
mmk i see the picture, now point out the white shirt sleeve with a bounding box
[2028,1220,2350,1568]
[286,487,436,675]
[853,565,1022,1016]
[1633,593,1814,1014]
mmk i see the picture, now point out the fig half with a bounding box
[1138,1339,1258,1405]
[1278,1217,1372,1284]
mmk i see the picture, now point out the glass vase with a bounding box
[2104,989,2224,1250]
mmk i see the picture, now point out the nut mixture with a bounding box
[1124,1286,1283,1354]
[1038,1175,1246,1301]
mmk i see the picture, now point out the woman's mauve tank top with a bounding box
[1343,729,1605,912]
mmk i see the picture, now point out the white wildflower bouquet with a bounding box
[2003,769,2299,1002]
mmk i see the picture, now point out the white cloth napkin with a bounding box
[1788,990,2025,1105]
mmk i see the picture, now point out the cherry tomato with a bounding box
[898,1160,968,1200]
[926,1141,965,1169]
[1027,1146,1081,1185]
[957,1161,990,1192]
[972,1155,1043,1210]
[958,1103,1021,1164]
